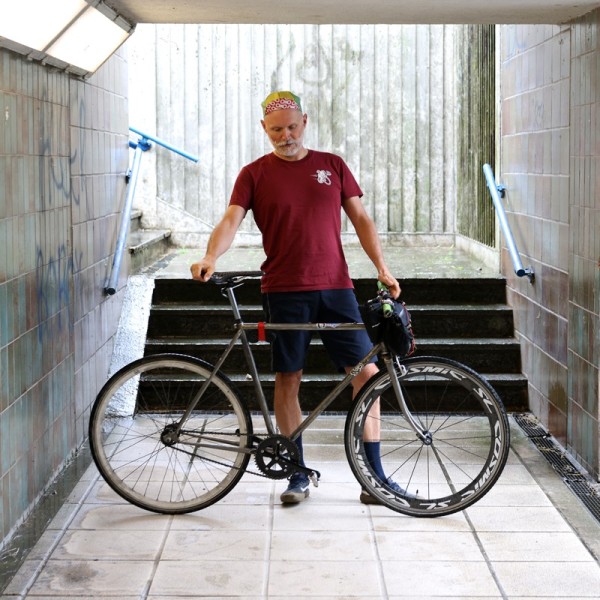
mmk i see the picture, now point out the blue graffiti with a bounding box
[37,90,72,209]
[35,245,83,342]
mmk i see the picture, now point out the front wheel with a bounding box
[89,354,252,514]
[345,356,510,517]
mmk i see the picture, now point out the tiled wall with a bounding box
[499,10,599,477]
[568,11,599,476]
[0,48,129,546]
[70,55,129,445]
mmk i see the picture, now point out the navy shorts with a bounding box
[261,289,375,373]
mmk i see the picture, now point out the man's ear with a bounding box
[260,120,266,132]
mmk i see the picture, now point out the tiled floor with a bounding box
[3,415,600,599]
[3,247,600,598]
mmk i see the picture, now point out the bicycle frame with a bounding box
[177,282,427,443]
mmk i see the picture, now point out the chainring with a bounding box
[254,435,299,479]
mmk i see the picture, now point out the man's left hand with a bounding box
[378,272,401,299]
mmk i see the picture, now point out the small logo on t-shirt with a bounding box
[312,170,332,185]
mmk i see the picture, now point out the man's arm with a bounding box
[190,205,247,281]
[343,196,401,298]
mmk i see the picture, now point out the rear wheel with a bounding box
[345,356,510,517]
[89,354,252,514]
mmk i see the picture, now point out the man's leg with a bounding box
[347,362,394,498]
[274,370,303,436]
[274,370,311,503]
[348,362,380,441]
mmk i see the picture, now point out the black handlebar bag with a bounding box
[360,296,416,358]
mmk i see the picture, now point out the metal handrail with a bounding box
[104,128,199,295]
[483,163,534,283]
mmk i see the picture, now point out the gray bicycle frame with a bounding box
[178,282,426,442]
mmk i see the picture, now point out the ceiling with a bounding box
[105,0,600,25]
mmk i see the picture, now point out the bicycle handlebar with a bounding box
[377,281,394,317]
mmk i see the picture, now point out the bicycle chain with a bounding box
[172,430,275,479]
[171,431,321,482]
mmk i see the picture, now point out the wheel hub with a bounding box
[418,430,433,446]
[161,424,180,446]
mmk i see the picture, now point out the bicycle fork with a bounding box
[383,355,433,446]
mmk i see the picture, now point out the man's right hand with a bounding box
[190,258,215,282]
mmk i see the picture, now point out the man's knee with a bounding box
[349,362,378,389]
[275,370,303,395]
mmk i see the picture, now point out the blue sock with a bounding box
[294,435,305,467]
[364,441,386,481]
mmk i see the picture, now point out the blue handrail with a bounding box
[483,163,534,283]
[104,128,199,295]
[128,126,199,163]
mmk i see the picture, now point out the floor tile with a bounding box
[151,560,265,596]
[272,502,371,531]
[85,480,131,504]
[371,511,471,532]
[382,560,501,596]
[472,483,554,507]
[68,503,171,531]
[387,597,502,600]
[491,464,538,485]
[8,597,141,600]
[465,506,573,532]
[270,530,375,561]
[161,529,269,561]
[170,504,270,531]
[375,531,485,562]
[52,529,164,560]
[215,481,274,505]
[479,531,596,562]
[303,481,364,505]
[25,560,154,596]
[268,559,382,596]
[493,561,600,597]
[150,597,263,600]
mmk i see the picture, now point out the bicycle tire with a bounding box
[345,356,510,517]
[89,354,252,514]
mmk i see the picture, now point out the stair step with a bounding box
[129,208,143,233]
[129,229,172,254]
[146,304,515,338]
[230,372,527,412]
[137,370,528,413]
[128,229,172,273]
[151,276,508,306]
[144,337,522,373]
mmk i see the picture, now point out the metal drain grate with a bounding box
[514,413,600,523]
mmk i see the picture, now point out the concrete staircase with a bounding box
[143,276,529,412]
[128,209,172,272]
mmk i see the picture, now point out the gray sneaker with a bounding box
[360,479,421,505]
[280,473,310,504]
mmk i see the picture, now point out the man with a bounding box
[191,90,401,505]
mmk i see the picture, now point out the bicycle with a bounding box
[89,271,510,518]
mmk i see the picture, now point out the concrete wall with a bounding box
[499,9,599,477]
[128,24,459,248]
[0,48,129,547]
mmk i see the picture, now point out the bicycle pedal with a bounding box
[308,471,320,487]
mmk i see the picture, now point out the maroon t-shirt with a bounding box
[230,150,363,293]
